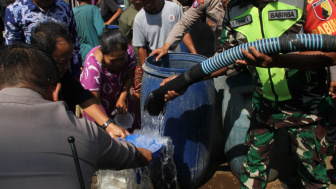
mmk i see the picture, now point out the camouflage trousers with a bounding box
[241,120,329,189]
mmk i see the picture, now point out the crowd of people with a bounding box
[1,0,336,188]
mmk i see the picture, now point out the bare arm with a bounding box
[330,66,336,98]
[136,147,153,167]
[205,67,229,79]
[182,32,197,54]
[82,93,130,138]
[138,47,148,65]
[105,8,122,25]
[159,66,228,101]
[116,67,135,114]
[165,1,205,50]
[150,43,170,62]
[149,33,197,62]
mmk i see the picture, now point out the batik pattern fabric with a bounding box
[80,45,141,132]
[131,65,143,94]
[4,0,82,78]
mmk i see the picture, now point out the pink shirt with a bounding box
[80,45,140,131]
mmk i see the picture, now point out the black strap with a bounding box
[101,118,114,130]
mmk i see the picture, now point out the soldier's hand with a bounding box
[236,46,273,67]
[159,75,183,101]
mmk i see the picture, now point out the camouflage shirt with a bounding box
[221,0,334,128]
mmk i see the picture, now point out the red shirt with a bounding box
[305,0,336,35]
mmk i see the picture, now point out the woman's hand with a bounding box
[116,98,128,114]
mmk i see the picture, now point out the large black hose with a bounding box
[145,34,336,116]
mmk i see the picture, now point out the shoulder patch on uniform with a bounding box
[230,15,252,28]
[312,0,333,20]
[192,0,204,8]
[206,20,213,27]
[268,10,298,20]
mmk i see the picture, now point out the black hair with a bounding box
[30,20,74,55]
[0,43,60,94]
[100,29,128,55]
[76,0,91,3]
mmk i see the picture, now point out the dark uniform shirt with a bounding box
[59,71,93,113]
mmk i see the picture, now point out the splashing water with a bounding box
[95,167,154,189]
[141,110,166,135]
[95,111,180,189]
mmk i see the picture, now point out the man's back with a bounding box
[73,4,104,61]
[0,88,140,189]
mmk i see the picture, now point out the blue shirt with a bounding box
[4,0,82,78]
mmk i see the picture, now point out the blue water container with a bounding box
[106,25,119,30]
[141,53,215,188]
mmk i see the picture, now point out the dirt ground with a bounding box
[197,155,336,189]
[92,155,336,189]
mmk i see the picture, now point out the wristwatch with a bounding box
[101,118,114,130]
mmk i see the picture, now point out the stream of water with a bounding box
[95,111,179,189]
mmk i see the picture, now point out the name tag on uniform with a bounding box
[230,15,252,28]
[269,10,298,20]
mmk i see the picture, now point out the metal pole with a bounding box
[68,136,85,189]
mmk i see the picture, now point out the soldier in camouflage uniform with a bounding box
[158,0,336,187]
[221,0,336,188]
